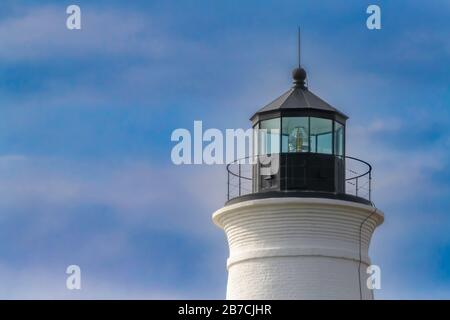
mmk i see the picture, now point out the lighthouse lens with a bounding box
[281,117,309,153]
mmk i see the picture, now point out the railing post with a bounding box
[227,170,230,200]
[369,172,372,202]
[356,177,359,197]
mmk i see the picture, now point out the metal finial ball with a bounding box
[292,67,307,82]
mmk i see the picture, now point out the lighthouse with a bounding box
[212,50,384,300]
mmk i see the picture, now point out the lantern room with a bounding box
[250,67,348,197]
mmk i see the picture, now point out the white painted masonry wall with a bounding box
[213,198,384,300]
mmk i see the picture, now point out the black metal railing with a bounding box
[226,155,372,202]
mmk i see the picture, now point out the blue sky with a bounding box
[0,0,449,298]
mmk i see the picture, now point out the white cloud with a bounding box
[0,263,191,299]
[0,155,226,236]
[0,6,166,62]
[0,155,228,299]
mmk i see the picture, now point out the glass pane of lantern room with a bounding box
[259,118,280,155]
[282,117,309,152]
[310,117,332,154]
[334,121,344,156]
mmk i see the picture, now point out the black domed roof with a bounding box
[250,69,348,122]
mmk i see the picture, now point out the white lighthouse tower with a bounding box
[212,58,384,300]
